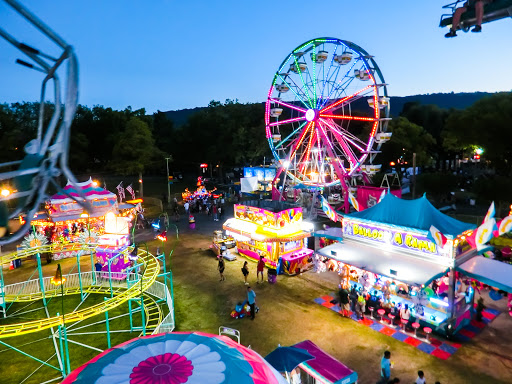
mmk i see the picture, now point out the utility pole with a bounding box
[166,157,171,205]
[412,152,417,199]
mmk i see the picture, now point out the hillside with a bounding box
[163,91,496,126]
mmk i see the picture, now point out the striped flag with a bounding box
[475,218,497,250]
[483,201,495,223]
[126,184,135,200]
[428,225,447,248]
[348,190,360,212]
[116,182,125,202]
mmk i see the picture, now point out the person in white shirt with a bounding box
[415,370,426,384]
[400,304,411,330]
[290,367,301,384]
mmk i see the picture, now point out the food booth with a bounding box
[316,193,479,335]
[223,203,314,275]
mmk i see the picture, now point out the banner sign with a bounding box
[342,218,454,258]
[244,167,276,181]
[234,204,302,229]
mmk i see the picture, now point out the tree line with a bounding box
[0,92,510,194]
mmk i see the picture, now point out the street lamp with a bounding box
[51,264,66,324]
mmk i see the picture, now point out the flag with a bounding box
[498,216,512,235]
[320,195,338,222]
[378,188,387,203]
[428,225,447,248]
[475,218,497,250]
[116,182,125,202]
[126,184,135,200]
[483,201,495,223]
[348,190,360,211]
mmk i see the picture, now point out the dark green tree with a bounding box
[444,92,512,175]
[375,116,436,171]
[110,117,157,175]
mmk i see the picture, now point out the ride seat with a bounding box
[440,0,512,30]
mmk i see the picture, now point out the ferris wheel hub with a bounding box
[305,109,319,122]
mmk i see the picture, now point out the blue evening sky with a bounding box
[1,1,511,113]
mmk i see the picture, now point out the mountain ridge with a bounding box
[163,91,498,127]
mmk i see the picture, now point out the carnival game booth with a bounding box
[223,202,314,275]
[316,193,477,335]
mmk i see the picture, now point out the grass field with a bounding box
[167,215,512,384]
[1,208,512,383]
[0,294,144,383]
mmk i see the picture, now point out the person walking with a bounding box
[241,261,249,285]
[184,201,190,216]
[218,205,223,220]
[213,204,218,221]
[247,286,256,320]
[218,255,225,281]
[256,255,265,283]
[377,351,391,384]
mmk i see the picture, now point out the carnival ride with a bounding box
[182,177,218,202]
[0,0,90,245]
[266,37,392,213]
[440,0,512,32]
[0,242,175,382]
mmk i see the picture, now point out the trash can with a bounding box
[267,268,277,284]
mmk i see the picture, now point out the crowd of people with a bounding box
[178,195,225,223]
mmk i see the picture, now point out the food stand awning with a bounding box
[293,340,358,384]
[346,193,475,237]
[317,239,450,286]
[223,218,312,242]
[457,256,512,293]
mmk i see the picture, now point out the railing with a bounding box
[146,280,175,334]
[3,270,174,332]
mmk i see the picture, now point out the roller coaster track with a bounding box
[0,245,160,338]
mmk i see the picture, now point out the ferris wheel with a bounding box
[265,37,392,206]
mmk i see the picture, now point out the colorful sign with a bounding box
[234,204,302,230]
[342,218,454,258]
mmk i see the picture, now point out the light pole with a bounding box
[166,157,171,205]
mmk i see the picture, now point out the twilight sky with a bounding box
[1,0,511,113]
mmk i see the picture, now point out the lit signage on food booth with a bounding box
[343,218,454,258]
[234,204,302,230]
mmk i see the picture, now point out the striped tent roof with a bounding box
[51,177,116,203]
